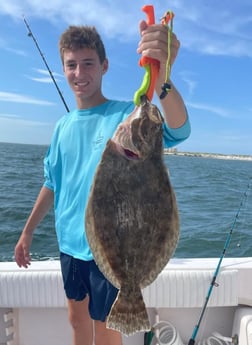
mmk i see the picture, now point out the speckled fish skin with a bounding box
[85,95,179,335]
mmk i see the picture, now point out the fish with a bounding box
[85,95,179,335]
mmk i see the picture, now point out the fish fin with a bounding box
[106,286,151,336]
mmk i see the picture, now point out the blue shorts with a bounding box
[60,252,119,322]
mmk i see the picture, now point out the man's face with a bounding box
[63,48,108,108]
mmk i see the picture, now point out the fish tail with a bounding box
[107,287,150,336]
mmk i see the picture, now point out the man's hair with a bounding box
[59,25,106,64]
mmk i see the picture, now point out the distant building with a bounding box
[163,147,178,154]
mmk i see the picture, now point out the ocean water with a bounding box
[0,142,251,262]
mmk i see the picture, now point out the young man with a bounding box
[15,20,190,345]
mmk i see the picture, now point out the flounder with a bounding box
[85,95,179,335]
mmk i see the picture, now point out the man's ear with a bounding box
[102,58,109,74]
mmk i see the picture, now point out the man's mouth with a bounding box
[74,81,89,87]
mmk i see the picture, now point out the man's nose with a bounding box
[75,64,86,76]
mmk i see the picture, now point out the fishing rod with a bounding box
[23,16,70,113]
[188,176,252,345]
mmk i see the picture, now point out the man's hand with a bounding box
[15,231,33,268]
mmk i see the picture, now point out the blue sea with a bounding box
[0,142,251,262]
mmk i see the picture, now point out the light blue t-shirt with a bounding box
[44,100,190,260]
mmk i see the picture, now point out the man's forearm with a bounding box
[23,186,54,234]
[156,77,188,129]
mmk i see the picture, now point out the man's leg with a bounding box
[94,320,122,345]
[68,297,93,345]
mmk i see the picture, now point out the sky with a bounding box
[0,0,251,155]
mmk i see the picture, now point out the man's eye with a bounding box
[66,63,76,69]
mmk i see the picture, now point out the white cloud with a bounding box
[24,68,64,84]
[174,1,252,57]
[0,113,20,119]
[0,2,22,18]
[0,91,56,106]
[34,68,63,78]
[26,76,57,83]
[1,0,252,56]
[163,1,252,58]
[186,101,230,118]
[179,71,198,97]
[0,0,140,40]
[0,36,26,56]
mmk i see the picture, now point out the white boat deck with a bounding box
[0,257,251,345]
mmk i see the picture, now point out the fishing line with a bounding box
[235,180,251,250]
[159,11,174,100]
[187,176,252,345]
[23,16,70,113]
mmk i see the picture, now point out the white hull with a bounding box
[0,258,252,345]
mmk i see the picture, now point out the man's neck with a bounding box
[76,94,108,110]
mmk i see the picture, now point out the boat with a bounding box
[0,257,251,345]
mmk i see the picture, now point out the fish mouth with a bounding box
[122,148,139,160]
[112,141,140,160]
[111,121,141,160]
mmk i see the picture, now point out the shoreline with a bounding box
[164,150,252,161]
[1,142,251,162]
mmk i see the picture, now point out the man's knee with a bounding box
[67,298,91,330]
[68,309,83,330]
